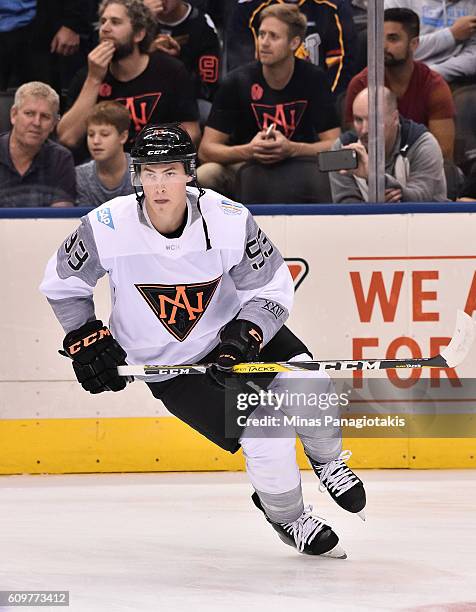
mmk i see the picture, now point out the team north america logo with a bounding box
[136,276,221,341]
[251,101,308,139]
[112,93,162,141]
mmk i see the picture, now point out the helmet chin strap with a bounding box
[190,179,211,251]
[134,185,145,207]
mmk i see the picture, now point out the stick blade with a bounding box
[440,310,476,368]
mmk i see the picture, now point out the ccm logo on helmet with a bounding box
[147,150,168,155]
[68,328,111,355]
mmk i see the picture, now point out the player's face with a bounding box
[258,17,299,66]
[10,95,57,148]
[141,162,190,212]
[384,22,414,66]
[99,3,144,57]
[87,122,128,162]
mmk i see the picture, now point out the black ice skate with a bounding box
[308,450,366,521]
[251,492,347,558]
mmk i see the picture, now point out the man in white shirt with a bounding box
[41,123,366,558]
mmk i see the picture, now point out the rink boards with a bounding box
[1,205,476,473]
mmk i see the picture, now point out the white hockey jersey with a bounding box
[40,188,294,378]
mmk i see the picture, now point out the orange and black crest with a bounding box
[136,276,221,341]
[251,101,308,139]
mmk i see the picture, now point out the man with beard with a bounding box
[330,87,448,203]
[384,0,476,84]
[58,0,200,155]
[344,8,455,159]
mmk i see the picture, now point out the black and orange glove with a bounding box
[207,319,263,389]
[62,320,128,394]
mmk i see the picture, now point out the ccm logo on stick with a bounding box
[68,329,111,355]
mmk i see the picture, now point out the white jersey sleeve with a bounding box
[229,211,294,344]
[39,215,107,333]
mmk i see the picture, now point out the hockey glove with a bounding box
[207,319,263,389]
[62,320,128,394]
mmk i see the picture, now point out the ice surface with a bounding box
[0,470,475,612]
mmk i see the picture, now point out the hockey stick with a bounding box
[117,310,475,377]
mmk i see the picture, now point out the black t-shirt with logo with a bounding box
[67,51,199,151]
[155,5,220,101]
[206,59,339,145]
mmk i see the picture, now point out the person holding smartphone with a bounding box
[329,87,447,203]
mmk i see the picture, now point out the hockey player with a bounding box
[40,123,366,558]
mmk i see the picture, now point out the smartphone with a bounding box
[317,149,358,172]
[265,123,276,139]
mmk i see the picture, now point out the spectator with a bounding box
[330,87,447,203]
[58,0,200,155]
[226,0,358,94]
[384,0,476,83]
[0,82,76,208]
[26,0,96,95]
[345,8,456,159]
[0,1,37,90]
[145,0,221,102]
[76,101,134,207]
[188,0,224,30]
[198,3,341,198]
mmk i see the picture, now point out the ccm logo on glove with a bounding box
[62,319,129,394]
[66,327,112,355]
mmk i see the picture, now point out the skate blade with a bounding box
[357,509,366,522]
[321,543,347,559]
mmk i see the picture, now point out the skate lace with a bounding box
[281,506,325,552]
[318,450,358,497]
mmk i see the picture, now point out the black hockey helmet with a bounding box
[130,123,197,186]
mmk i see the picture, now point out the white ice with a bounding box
[1,470,475,612]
